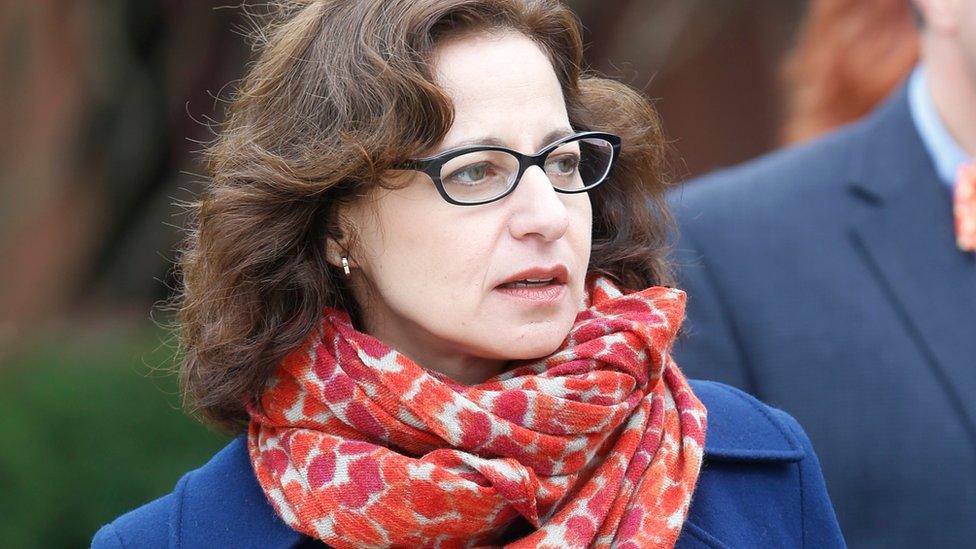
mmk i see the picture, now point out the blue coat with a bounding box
[669,85,976,548]
[92,380,843,548]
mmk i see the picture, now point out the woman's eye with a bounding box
[546,154,580,175]
[445,162,491,184]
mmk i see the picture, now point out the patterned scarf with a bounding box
[248,277,706,548]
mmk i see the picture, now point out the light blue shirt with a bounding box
[907,65,972,188]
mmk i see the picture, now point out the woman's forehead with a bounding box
[432,31,570,152]
[432,31,561,100]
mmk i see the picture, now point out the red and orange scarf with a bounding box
[248,277,706,548]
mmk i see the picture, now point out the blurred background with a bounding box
[0,0,917,546]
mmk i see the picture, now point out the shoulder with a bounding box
[91,493,176,549]
[684,380,845,547]
[669,84,915,240]
[664,119,877,299]
[91,437,303,549]
[691,379,806,461]
[668,121,867,237]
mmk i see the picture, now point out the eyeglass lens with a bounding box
[438,137,614,204]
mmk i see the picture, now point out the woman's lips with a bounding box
[496,265,570,288]
[493,265,570,303]
[494,282,566,302]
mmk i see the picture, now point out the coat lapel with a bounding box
[847,87,976,448]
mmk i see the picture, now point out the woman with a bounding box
[93,1,844,547]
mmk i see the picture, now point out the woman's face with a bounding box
[338,31,592,383]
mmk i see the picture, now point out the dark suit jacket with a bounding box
[91,381,844,548]
[669,85,976,548]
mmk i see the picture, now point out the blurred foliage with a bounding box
[0,320,228,548]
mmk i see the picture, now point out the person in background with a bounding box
[91,1,843,547]
[779,0,919,143]
[669,0,976,545]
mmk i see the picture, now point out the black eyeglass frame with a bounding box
[398,131,622,206]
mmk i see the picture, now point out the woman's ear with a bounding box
[324,236,347,270]
[324,210,356,271]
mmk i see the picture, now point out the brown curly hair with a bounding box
[178,0,674,432]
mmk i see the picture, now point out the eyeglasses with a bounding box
[398,131,622,206]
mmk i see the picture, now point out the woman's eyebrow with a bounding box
[437,127,576,154]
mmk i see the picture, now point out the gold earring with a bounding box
[341,257,351,277]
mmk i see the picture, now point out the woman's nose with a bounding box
[507,166,570,242]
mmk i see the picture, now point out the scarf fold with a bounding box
[248,277,706,549]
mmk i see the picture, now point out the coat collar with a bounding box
[846,83,937,204]
[173,437,309,548]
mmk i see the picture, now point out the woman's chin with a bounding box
[484,325,571,361]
